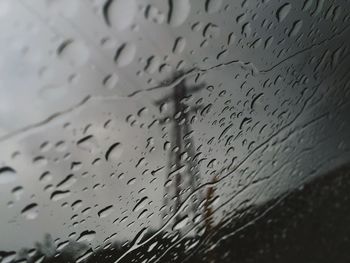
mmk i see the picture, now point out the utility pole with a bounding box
[154,76,204,224]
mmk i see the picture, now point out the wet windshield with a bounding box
[0,0,350,262]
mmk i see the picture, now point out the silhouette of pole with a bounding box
[154,76,204,223]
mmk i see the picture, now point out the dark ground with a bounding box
[188,164,350,263]
[2,164,350,263]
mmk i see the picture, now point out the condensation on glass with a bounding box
[0,0,349,262]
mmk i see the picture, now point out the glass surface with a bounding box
[0,0,349,262]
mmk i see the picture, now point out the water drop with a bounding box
[57,174,76,189]
[203,23,220,38]
[148,241,158,252]
[103,0,137,31]
[98,205,114,218]
[72,200,83,211]
[227,32,236,45]
[57,240,69,251]
[205,0,223,13]
[1,252,16,263]
[167,0,191,27]
[172,37,186,54]
[105,142,123,161]
[241,22,252,37]
[21,203,39,220]
[0,166,17,184]
[77,135,98,153]
[57,39,90,67]
[76,248,93,263]
[173,215,189,231]
[50,190,71,201]
[34,255,45,263]
[276,3,292,22]
[302,0,314,11]
[12,186,23,200]
[77,230,96,242]
[133,197,148,212]
[288,20,303,37]
[144,56,160,74]
[39,171,52,182]
[127,177,136,185]
[33,156,48,167]
[71,162,82,171]
[114,42,136,67]
[103,73,119,89]
[137,209,148,219]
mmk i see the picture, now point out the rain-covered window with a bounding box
[0,0,350,262]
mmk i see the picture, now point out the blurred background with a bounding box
[0,0,349,262]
